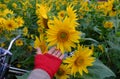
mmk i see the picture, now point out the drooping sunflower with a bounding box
[34,34,47,53]
[36,4,50,29]
[38,4,48,19]
[37,16,48,29]
[55,64,70,79]
[47,17,81,53]
[4,19,17,31]
[64,45,95,76]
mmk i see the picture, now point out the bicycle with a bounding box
[0,35,29,79]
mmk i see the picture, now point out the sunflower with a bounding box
[37,27,44,33]
[109,11,116,17]
[0,17,6,29]
[47,16,61,27]
[23,27,28,36]
[58,10,66,20]
[0,4,7,9]
[36,4,50,29]
[15,39,24,46]
[64,45,95,76]
[37,16,48,29]
[3,9,13,17]
[4,0,10,3]
[27,45,33,52]
[47,17,81,53]
[55,64,70,79]
[104,21,113,29]
[66,5,79,27]
[34,34,47,53]
[15,16,24,27]
[12,3,17,8]
[4,19,17,31]
[36,4,49,19]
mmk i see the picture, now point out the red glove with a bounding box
[34,53,62,78]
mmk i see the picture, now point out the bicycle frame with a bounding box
[0,35,29,79]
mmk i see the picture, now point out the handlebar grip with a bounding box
[8,35,21,51]
[9,69,25,76]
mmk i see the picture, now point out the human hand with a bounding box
[34,47,64,78]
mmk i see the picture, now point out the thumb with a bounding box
[36,47,42,54]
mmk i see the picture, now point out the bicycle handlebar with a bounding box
[0,35,29,79]
[9,66,29,76]
[7,35,21,51]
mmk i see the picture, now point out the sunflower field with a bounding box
[0,0,120,79]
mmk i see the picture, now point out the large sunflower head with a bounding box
[64,45,95,76]
[46,17,81,53]
[55,64,70,79]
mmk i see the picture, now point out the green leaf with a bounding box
[82,59,116,79]
[81,38,99,44]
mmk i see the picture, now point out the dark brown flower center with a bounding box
[60,13,64,17]
[8,23,12,28]
[57,31,69,42]
[43,18,48,29]
[74,57,84,66]
[57,68,65,76]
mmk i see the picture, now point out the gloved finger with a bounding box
[48,46,56,54]
[36,47,42,54]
